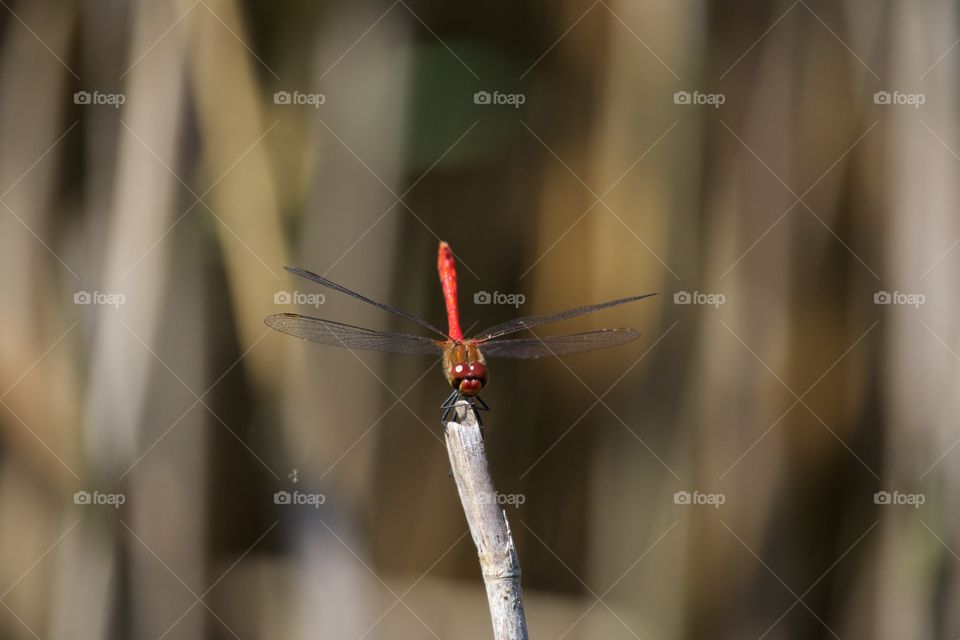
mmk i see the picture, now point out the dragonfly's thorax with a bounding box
[443,342,487,396]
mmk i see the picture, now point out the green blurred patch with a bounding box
[405,40,526,170]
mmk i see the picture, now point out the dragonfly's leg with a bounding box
[474,395,490,412]
[442,391,461,476]
[440,390,456,410]
[467,395,489,432]
[465,398,485,430]
[440,389,459,424]
[441,392,488,430]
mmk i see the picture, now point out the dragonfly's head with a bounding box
[451,360,487,396]
[444,343,487,396]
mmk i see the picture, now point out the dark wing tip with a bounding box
[264,312,302,328]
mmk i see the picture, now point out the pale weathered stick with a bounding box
[445,401,529,639]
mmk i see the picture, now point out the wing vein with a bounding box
[285,266,450,339]
[265,314,444,356]
[473,293,658,341]
[479,328,641,359]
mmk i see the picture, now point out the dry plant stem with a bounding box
[445,401,529,640]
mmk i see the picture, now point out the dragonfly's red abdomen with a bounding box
[437,241,463,340]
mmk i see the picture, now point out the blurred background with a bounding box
[0,0,957,638]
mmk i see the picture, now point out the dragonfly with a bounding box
[265,241,658,425]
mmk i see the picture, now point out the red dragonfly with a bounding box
[265,242,657,424]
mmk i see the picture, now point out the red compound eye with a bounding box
[467,361,487,379]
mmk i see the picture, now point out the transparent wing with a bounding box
[478,328,641,359]
[265,313,444,355]
[285,266,449,339]
[473,293,658,342]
